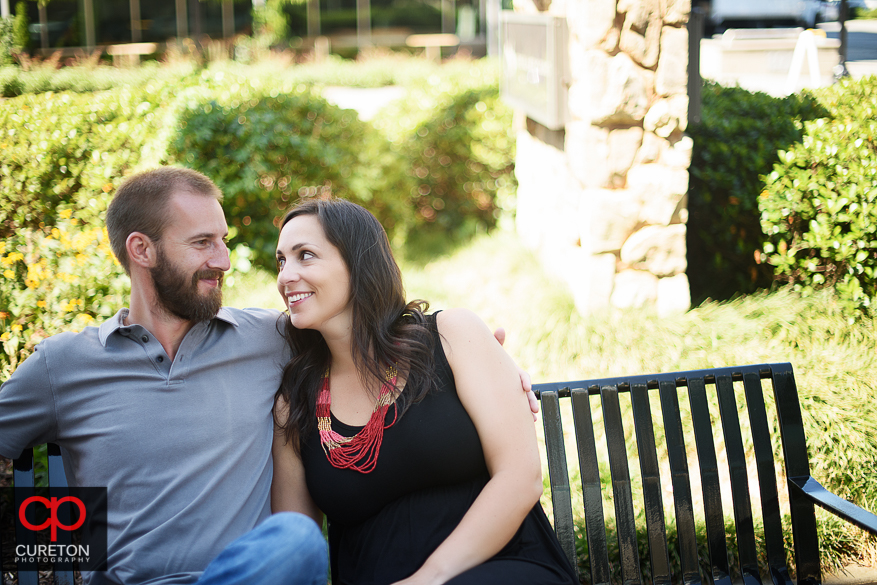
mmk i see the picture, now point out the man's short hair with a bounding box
[106,167,223,274]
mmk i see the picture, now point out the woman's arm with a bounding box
[271,396,323,526]
[392,308,544,585]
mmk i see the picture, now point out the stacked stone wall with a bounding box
[514,0,692,316]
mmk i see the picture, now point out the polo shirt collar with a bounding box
[98,307,240,347]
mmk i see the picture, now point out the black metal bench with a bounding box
[534,361,877,584]
[3,443,74,585]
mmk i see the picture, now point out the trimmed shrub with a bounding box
[164,71,378,268]
[12,1,28,53]
[0,212,128,379]
[0,60,197,98]
[0,83,178,238]
[0,57,516,373]
[370,59,516,247]
[686,82,825,305]
[0,18,14,66]
[759,77,877,315]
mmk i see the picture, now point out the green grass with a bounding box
[226,228,877,574]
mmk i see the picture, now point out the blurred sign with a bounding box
[500,12,569,130]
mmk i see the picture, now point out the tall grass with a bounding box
[225,229,877,572]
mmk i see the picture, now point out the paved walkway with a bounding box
[321,86,406,121]
[826,564,877,585]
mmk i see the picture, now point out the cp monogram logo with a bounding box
[19,496,87,542]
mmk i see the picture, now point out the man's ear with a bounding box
[127,232,157,269]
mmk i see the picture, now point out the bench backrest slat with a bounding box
[770,367,820,585]
[630,383,672,585]
[540,390,578,576]
[12,450,39,585]
[714,375,762,585]
[687,377,733,585]
[741,373,792,585]
[658,380,702,585]
[9,446,76,584]
[48,443,77,585]
[601,386,642,585]
[570,388,611,585]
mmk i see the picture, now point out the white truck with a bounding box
[698,0,824,32]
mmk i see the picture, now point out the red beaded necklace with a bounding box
[316,365,399,473]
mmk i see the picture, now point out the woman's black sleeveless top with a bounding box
[300,313,577,585]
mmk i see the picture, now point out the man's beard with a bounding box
[150,247,223,323]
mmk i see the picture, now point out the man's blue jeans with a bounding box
[197,512,328,585]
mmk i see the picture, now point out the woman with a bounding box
[271,198,577,585]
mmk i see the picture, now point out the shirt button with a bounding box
[142,335,149,342]
[157,356,164,363]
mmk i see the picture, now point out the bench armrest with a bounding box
[790,476,877,535]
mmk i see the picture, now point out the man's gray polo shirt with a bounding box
[0,307,290,585]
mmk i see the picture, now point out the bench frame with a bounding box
[535,362,877,584]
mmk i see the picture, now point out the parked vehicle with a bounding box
[697,0,823,32]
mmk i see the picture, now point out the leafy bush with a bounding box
[0,82,178,237]
[370,59,516,247]
[0,18,13,66]
[0,212,129,379]
[165,73,376,268]
[686,82,825,305]
[0,60,197,97]
[12,1,28,53]
[759,77,877,314]
[0,56,516,375]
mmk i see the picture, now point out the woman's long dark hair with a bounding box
[275,198,435,453]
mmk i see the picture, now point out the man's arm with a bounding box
[0,344,59,459]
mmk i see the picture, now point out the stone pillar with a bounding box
[513,0,692,316]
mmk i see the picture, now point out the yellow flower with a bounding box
[63,299,83,312]
[25,279,38,289]
[0,332,9,341]
[59,209,73,220]
[11,324,22,333]
[3,269,13,279]
[0,241,5,255]
[37,301,46,308]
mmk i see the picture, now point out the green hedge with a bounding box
[690,77,877,316]
[0,58,515,373]
[370,59,516,249]
[165,72,377,268]
[759,77,877,315]
[686,82,825,305]
[0,84,180,238]
[0,61,198,98]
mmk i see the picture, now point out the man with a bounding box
[0,167,327,584]
[0,167,535,584]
